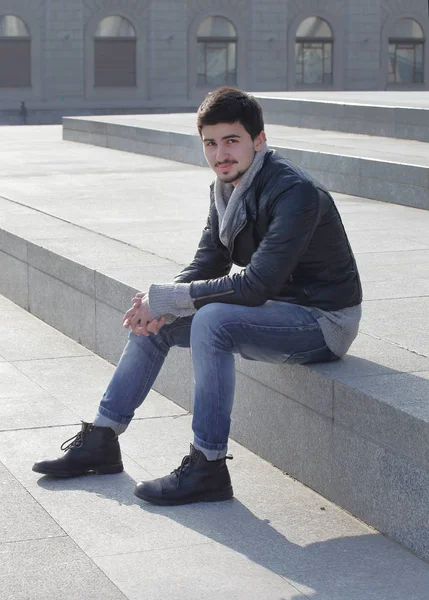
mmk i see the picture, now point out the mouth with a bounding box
[216,162,236,170]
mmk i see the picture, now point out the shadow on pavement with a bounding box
[37,470,429,600]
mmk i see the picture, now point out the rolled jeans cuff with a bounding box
[96,406,132,427]
[193,435,228,460]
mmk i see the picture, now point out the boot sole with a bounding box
[134,486,234,506]
[32,463,124,477]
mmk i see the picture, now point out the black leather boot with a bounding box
[32,422,123,477]
[134,444,233,506]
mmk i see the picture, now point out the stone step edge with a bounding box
[255,95,429,143]
[62,119,429,212]
[63,116,427,169]
[1,223,428,476]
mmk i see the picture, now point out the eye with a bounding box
[205,141,215,147]
[227,139,238,144]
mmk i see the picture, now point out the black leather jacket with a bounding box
[174,150,362,312]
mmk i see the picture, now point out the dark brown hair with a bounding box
[197,87,264,140]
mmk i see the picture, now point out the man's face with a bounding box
[201,121,266,186]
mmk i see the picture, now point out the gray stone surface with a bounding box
[0,251,28,310]
[28,266,96,351]
[28,242,95,297]
[0,537,127,600]
[230,371,334,499]
[12,353,185,424]
[1,125,429,565]
[95,301,130,365]
[0,394,79,431]
[63,114,429,210]
[255,93,429,142]
[0,471,64,543]
[0,229,27,262]
[236,357,334,418]
[94,542,302,600]
[333,372,429,471]
[152,346,194,413]
[331,426,429,562]
[1,297,429,598]
[0,362,48,399]
[359,297,429,358]
[0,295,92,362]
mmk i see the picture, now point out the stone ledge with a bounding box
[254,93,429,142]
[63,117,429,210]
[1,217,429,561]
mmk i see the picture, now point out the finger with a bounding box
[123,308,136,326]
[135,324,149,336]
[130,310,142,329]
[132,293,146,303]
[146,320,158,335]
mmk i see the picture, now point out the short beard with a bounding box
[218,167,249,184]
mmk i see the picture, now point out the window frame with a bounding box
[383,16,427,88]
[295,35,333,85]
[196,16,237,88]
[289,14,336,90]
[0,15,31,88]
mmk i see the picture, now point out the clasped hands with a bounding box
[123,292,166,337]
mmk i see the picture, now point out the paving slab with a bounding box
[0,294,92,362]
[1,297,429,599]
[0,537,127,600]
[0,467,65,543]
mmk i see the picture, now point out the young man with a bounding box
[33,87,362,505]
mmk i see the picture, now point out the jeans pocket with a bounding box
[285,345,340,365]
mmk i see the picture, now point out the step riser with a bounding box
[256,97,429,143]
[63,119,429,211]
[1,225,429,562]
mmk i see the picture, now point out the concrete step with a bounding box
[2,195,429,563]
[1,125,429,562]
[63,113,429,211]
[254,91,429,143]
[3,295,429,599]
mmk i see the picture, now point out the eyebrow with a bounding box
[203,134,241,142]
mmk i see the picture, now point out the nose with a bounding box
[215,145,230,164]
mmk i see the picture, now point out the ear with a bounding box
[253,130,266,151]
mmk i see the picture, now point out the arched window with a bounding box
[0,15,31,87]
[388,18,424,84]
[295,17,333,85]
[94,16,136,87]
[197,16,237,86]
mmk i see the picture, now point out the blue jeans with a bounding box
[98,301,338,459]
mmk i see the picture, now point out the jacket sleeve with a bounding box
[173,205,233,284]
[190,180,321,308]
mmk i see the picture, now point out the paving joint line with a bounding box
[0,414,190,434]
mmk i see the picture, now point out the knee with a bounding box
[190,303,230,344]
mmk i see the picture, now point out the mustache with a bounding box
[215,160,238,167]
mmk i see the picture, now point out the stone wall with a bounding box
[0,0,428,120]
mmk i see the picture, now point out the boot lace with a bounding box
[61,431,84,452]
[171,454,193,488]
[170,452,233,488]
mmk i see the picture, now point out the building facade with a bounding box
[0,0,428,123]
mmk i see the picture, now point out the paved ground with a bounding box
[1,125,429,598]
[1,293,429,600]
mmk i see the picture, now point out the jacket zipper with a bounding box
[228,217,248,254]
[196,289,235,301]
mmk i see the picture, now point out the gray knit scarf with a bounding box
[214,143,269,248]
